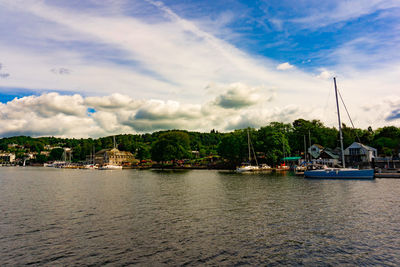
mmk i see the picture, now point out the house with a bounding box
[0,152,16,163]
[344,142,377,164]
[317,148,340,166]
[307,145,340,167]
[40,151,51,157]
[95,148,136,166]
[308,144,324,159]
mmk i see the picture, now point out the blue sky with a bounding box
[0,0,399,137]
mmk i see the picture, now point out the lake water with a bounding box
[1,167,400,266]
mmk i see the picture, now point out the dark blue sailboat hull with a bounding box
[304,169,374,179]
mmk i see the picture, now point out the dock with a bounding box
[375,173,400,178]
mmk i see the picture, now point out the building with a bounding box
[344,142,377,165]
[95,148,136,166]
[317,148,340,166]
[0,152,16,163]
[40,151,51,157]
[308,144,324,159]
[308,144,340,167]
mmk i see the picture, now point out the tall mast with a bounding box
[304,135,307,161]
[113,136,116,149]
[334,77,345,168]
[247,129,251,162]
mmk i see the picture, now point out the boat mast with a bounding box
[334,77,345,168]
[247,129,251,162]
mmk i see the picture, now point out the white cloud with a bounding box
[276,62,294,70]
[0,91,398,138]
[317,69,335,80]
[212,83,263,109]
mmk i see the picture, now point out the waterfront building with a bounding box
[307,144,340,167]
[344,142,377,165]
[0,152,16,163]
[95,148,136,166]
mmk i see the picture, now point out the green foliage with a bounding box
[49,148,64,161]
[217,131,246,164]
[137,144,151,160]
[34,154,48,164]
[257,125,290,165]
[150,131,191,163]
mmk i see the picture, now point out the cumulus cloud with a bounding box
[276,62,294,70]
[0,92,309,137]
[0,91,398,138]
[213,83,262,109]
[85,94,142,110]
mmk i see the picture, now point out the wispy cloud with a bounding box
[290,0,400,29]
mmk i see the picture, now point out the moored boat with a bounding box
[304,77,374,179]
[98,164,122,170]
[304,168,374,179]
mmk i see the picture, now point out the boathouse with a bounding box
[344,142,377,165]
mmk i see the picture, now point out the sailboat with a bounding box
[236,129,271,173]
[304,78,374,179]
[84,146,98,169]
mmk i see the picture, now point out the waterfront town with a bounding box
[1,119,399,176]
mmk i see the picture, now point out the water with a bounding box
[1,167,400,266]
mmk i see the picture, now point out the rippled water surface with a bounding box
[1,167,400,266]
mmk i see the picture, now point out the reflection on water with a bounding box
[1,167,400,265]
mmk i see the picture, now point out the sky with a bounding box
[0,0,399,137]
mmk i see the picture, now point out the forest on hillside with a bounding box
[1,119,399,166]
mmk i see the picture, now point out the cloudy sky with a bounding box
[0,0,399,137]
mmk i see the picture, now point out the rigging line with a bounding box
[338,89,361,143]
[248,132,258,166]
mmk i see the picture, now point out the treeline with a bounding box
[1,119,399,165]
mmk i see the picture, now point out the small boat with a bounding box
[304,78,374,179]
[98,164,122,170]
[84,164,98,169]
[236,162,259,173]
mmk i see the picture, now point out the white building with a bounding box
[344,142,377,164]
[0,153,16,163]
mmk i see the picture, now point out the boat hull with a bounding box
[304,169,374,179]
[99,165,122,170]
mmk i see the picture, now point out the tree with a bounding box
[257,125,290,166]
[137,143,151,160]
[49,148,64,161]
[217,132,244,165]
[150,131,190,165]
